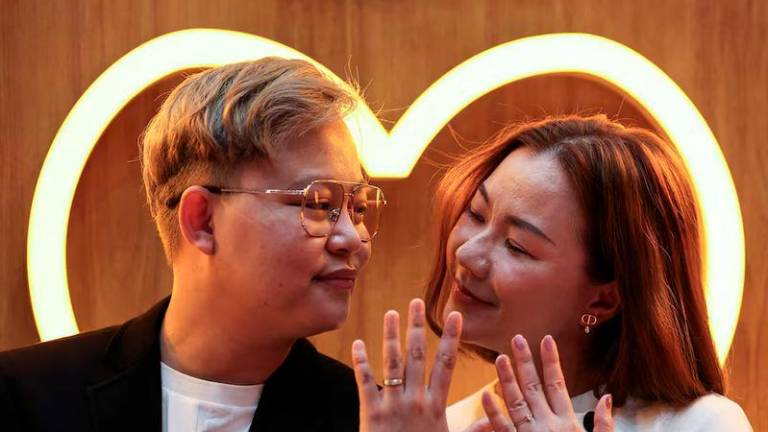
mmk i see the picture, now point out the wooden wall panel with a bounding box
[1,0,765,427]
[66,74,183,331]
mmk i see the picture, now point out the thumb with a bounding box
[593,394,614,432]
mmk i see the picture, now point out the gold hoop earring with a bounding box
[580,313,598,334]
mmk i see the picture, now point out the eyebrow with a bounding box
[477,183,557,246]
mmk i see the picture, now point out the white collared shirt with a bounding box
[447,380,753,431]
[161,362,264,432]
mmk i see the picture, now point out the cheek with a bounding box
[493,261,545,300]
[280,234,326,264]
[357,242,372,267]
[493,262,583,321]
[226,209,316,263]
[446,220,471,263]
[493,260,552,303]
[445,230,458,264]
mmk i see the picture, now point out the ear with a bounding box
[177,186,216,255]
[583,280,621,325]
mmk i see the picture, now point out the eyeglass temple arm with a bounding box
[167,184,380,208]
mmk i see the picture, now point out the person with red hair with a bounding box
[354,115,751,431]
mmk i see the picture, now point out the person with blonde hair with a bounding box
[353,115,751,431]
[0,57,386,432]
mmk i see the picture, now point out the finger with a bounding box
[510,334,551,419]
[382,310,404,396]
[480,391,514,432]
[539,335,574,416]
[428,311,462,405]
[593,394,614,432]
[351,340,381,410]
[495,354,534,426]
[462,417,493,432]
[403,299,427,396]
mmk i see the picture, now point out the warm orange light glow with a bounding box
[27,30,743,365]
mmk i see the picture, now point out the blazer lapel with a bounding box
[87,297,170,432]
[249,339,326,431]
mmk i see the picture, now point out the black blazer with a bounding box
[0,297,359,431]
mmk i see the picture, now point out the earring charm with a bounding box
[581,313,598,334]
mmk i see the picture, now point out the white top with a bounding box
[161,361,264,432]
[447,381,753,431]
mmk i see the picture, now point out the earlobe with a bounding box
[178,186,216,255]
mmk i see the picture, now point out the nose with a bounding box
[454,233,491,279]
[325,198,367,256]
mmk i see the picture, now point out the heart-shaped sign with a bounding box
[27,29,744,363]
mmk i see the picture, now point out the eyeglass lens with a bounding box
[302,182,383,240]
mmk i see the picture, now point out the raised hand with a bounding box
[465,335,613,432]
[352,299,463,432]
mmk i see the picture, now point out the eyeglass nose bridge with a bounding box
[301,188,376,242]
[322,192,361,233]
[328,207,342,223]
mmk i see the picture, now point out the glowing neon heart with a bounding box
[27,29,744,364]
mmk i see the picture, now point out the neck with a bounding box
[558,335,600,397]
[160,281,294,385]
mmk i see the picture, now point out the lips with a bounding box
[314,268,358,291]
[453,279,495,306]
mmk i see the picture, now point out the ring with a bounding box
[512,414,534,427]
[383,378,404,386]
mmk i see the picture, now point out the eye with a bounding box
[466,206,485,223]
[353,201,369,215]
[305,199,334,211]
[505,239,531,257]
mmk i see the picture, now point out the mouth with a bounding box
[452,279,495,306]
[314,268,358,291]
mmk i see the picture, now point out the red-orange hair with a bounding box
[425,114,724,406]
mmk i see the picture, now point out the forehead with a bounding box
[482,148,583,236]
[241,120,365,187]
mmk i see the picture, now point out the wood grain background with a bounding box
[1,0,765,427]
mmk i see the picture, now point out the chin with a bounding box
[457,318,486,345]
[322,307,350,330]
[304,301,351,336]
[444,299,492,346]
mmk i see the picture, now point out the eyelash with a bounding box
[467,206,485,223]
[467,207,532,258]
[505,239,530,257]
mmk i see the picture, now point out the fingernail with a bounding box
[352,340,366,362]
[385,310,399,326]
[543,335,555,352]
[445,312,460,336]
[513,334,526,350]
[412,298,424,310]
[606,394,612,410]
[501,354,512,369]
